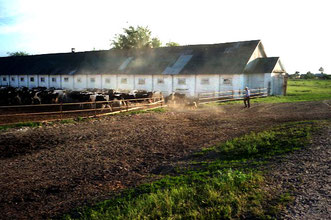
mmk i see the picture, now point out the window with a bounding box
[20,77,25,82]
[64,77,69,82]
[2,77,6,81]
[157,78,164,84]
[138,78,145,85]
[201,78,210,85]
[52,77,56,82]
[77,78,82,83]
[121,78,127,84]
[40,77,45,82]
[11,77,15,81]
[105,78,111,84]
[223,78,232,85]
[178,78,186,85]
[30,77,35,82]
[90,78,95,83]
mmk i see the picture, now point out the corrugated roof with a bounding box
[0,40,261,75]
[244,57,280,74]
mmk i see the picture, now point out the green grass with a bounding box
[122,107,167,115]
[0,121,42,131]
[64,121,321,220]
[211,79,331,106]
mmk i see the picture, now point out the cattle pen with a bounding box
[0,97,165,126]
[0,88,268,126]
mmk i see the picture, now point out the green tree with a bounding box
[7,51,29,56]
[166,42,180,47]
[111,26,162,49]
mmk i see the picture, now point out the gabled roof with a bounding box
[244,57,282,74]
[0,40,261,75]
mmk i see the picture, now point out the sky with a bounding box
[0,0,330,74]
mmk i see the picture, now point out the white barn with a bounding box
[0,40,286,96]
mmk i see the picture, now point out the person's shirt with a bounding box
[245,89,250,97]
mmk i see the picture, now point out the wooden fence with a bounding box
[0,97,164,125]
[198,88,267,104]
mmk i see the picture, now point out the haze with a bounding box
[0,0,330,74]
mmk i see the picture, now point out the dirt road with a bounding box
[0,101,330,219]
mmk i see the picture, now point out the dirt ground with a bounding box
[0,100,330,219]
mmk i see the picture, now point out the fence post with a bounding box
[94,100,97,117]
[60,102,63,120]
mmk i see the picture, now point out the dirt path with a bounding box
[0,101,330,219]
[267,123,331,220]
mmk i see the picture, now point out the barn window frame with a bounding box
[40,77,45,82]
[11,77,15,81]
[90,77,95,83]
[63,77,69,82]
[138,78,145,85]
[105,78,111,84]
[157,78,164,84]
[51,77,56,82]
[201,78,210,85]
[20,77,25,82]
[30,77,35,82]
[77,78,82,83]
[2,77,6,81]
[121,78,128,84]
[178,78,186,85]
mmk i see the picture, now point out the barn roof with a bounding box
[244,57,282,74]
[0,40,264,75]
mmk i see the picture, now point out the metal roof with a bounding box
[0,40,265,75]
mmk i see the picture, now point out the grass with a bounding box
[0,121,42,131]
[212,79,331,106]
[64,121,321,220]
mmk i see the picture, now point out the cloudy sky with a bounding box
[0,0,330,74]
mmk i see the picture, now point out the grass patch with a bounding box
[0,121,42,131]
[64,121,320,219]
[123,107,167,115]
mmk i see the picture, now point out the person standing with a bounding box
[244,87,250,108]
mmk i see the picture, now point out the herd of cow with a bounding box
[0,86,164,107]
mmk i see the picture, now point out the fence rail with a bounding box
[198,88,268,104]
[0,97,164,125]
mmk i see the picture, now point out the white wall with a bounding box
[101,74,117,89]
[153,75,173,96]
[18,75,28,87]
[0,75,9,86]
[196,75,219,94]
[9,75,19,87]
[134,75,153,91]
[38,75,50,88]
[49,75,61,89]
[117,74,134,91]
[27,75,39,88]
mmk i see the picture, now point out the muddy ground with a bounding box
[0,100,330,219]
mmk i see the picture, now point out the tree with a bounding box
[7,51,29,56]
[111,26,162,49]
[319,67,324,74]
[166,42,180,47]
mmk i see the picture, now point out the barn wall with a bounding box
[73,74,87,90]
[18,75,28,87]
[86,75,102,89]
[173,75,196,96]
[27,75,39,88]
[196,75,219,94]
[38,75,50,88]
[61,75,74,90]
[9,75,19,87]
[153,75,173,96]
[101,74,117,89]
[49,75,62,89]
[0,75,9,86]
[118,74,134,91]
[134,75,153,91]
